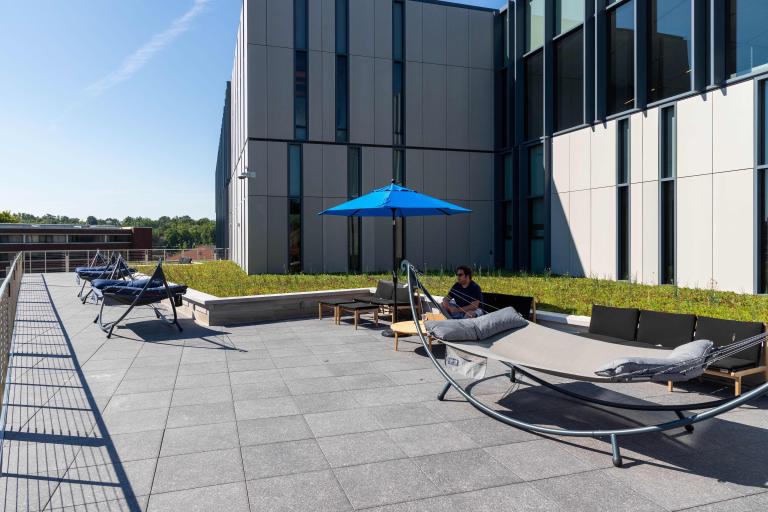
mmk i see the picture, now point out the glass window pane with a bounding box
[762,81,768,166]
[660,180,675,284]
[348,147,361,198]
[294,0,307,50]
[336,56,348,142]
[728,0,768,78]
[503,154,514,201]
[555,29,584,131]
[526,0,545,52]
[528,145,545,198]
[760,170,768,292]
[393,62,404,145]
[525,51,544,140]
[393,149,405,184]
[649,0,692,103]
[336,0,348,54]
[660,106,676,179]
[288,145,302,197]
[556,0,584,35]
[607,0,635,115]
[289,198,302,273]
[295,51,308,140]
[393,1,404,61]
[618,186,630,280]
[617,118,630,183]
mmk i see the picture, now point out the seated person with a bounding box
[442,266,484,319]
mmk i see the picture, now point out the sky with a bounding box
[0,0,504,221]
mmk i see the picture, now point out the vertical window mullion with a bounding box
[659,106,676,285]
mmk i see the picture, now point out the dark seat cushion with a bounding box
[588,305,639,341]
[338,302,380,311]
[578,332,662,350]
[636,310,696,348]
[373,280,394,300]
[708,356,759,372]
[482,293,535,320]
[318,298,353,306]
[695,316,765,366]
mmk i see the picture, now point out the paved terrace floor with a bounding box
[1,273,767,511]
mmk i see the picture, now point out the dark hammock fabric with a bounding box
[75,265,110,274]
[101,278,187,306]
[77,266,135,280]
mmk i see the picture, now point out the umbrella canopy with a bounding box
[318,182,471,217]
[319,181,471,330]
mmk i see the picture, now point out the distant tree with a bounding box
[86,215,98,225]
[0,211,19,223]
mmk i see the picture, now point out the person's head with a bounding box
[455,265,472,285]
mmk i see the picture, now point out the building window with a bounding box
[758,80,768,292]
[288,144,302,273]
[555,0,584,36]
[528,144,545,273]
[607,0,635,116]
[0,235,24,244]
[348,147,361,272]
[617,118,630,280]
[394,149,405,264]
[648,0,692,103]
[503,153,515,269]
[294,51,308,140]
[336,56,349,142]
[555,28,584,131]
[727,0,768,78]
[525,50,544,140]
[526,0,545,52]
[393,1,405,146]
[660,106,676,284]
[336,0,348,54]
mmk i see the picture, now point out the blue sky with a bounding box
[0,0,503,220]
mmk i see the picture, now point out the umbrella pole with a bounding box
[392,210,397,325]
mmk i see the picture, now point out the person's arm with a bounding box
[442,296,455,313]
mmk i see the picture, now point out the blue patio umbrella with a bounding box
[319,181,471,326]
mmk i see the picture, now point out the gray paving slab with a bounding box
[165,401,236,428]
[246,469,352,511]
[159,421,240,457]
[486,439,596,481]
[386,422,480,457]
[146,481,250,512]
[237,414,314,446]
[233,396,300,420]
[304,408,384,437]
[413,448,522,493]
[317,430,407,468]
[151,448,244,494]
[241,438,329,480]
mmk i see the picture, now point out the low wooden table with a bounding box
[317,298,353,322]
[390,320,435,351]
[336,302,379,329]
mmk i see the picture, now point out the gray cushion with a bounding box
[425,307,527,341]
[594,339,713,382]
[424,319,479,341]
[472,307,527,339]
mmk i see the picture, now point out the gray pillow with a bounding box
[595,339,713,382]
[424,319,478,341]
[472,307,527,340]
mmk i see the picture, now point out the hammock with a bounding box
[77,254,136,304]
[94,259,186,338]
[401,260,768,467]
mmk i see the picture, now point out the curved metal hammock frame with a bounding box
[94,259,185,339]
[77,252,135,304]
[402,261,768,467]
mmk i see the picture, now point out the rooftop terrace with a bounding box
[1,272,767,511]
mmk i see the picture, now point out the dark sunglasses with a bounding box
[456,273,466,277]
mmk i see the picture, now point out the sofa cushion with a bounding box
[472,307,527,339]
[695,316,764,366]
[483,293,535,320]
[424,318,479,341]
[588,305,639,341]
[636,310,696,348]
[595,339,713,382]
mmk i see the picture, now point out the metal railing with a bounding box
[0,247,230,276]
[0,252,24,408]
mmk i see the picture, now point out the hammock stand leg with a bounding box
[610,434,623,467]
[437,382,451,401]
[675,410,694,433]
[510,368,516,383]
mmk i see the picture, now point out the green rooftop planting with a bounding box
[136,260,768,322]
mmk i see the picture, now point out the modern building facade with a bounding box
[216,0,768,294]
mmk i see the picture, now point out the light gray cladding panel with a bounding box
[405,149,423,191]
[446,151,469,201]
[374,147,393,187]
[446,7,469,67]
[248,45,267,139]
[469,68,493,151]
[321,0,335,52]
[405,216,424,268]
[303,143,323,197]
[468,9,493,70]
[247,0,266,45]
[322,52,335,141]
[247,195,268,274]
[350,56,375,144]
[309,51,324,140]
[469,153,494,201]
[422,150,446,199]
[446,199,470,269]
[308,0,323,51]
[322,197,348,272]
[349,0,375,56]
[446,66,469,149]
[267,46,293,139]
[374,217,392,271]
[405,61,423,146]
[247,141,268,196]
[421,3,446,65]
[374,59,393,145]
[266,0,293,48]
[362,217,376,271]
[422,64,447,148]
[302,197,324,272]
[323,144,347,198]
[267,141,288,197]
[362,147,376,192]
[469,200,494,269]
[405,0,422,61]
[267,196,288,273]
[423,216,447,270]
[374,0,392,59]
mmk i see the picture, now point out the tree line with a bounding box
[0,211,215,249]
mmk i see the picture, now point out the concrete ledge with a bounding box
[179,287,375,326]
[536,310,590,327]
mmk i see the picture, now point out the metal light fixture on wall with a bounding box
[237,167,256,180]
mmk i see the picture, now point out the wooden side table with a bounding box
[390,320,435,351]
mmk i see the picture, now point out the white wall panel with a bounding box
[349,0,374,56]
[405,0,422,61]
[445,151,469,200]
[323,144,347,198]
[590,122,616,189]
[303,143,323,198]
[677,92,713,178]
[713,80,754,173]
[469,69,493,151]
[676,175,713,289]
[590,187,616,279]
[552,133,569,194]
[267,46,293,139]
[374,58,393,145]
[550,192,571,275]
[308,0,323,51]
[321,52,335,141]
[422,3,447,65]
[266,0,292,48]
[405,62,423,146]
[247,0,266,45]
[642,109,659,182]
[641,181,659,284]
[422,63,447,148]
[446,7,469,67]
[713,169,755,292]
[469,153,494,201]
[423,150,447,199]
[349,56,375,144]
[469,201,494,269]
[308,51,324,140]
[374,0,392,59]
[570,128,590,191]
[446,66,469,149]
[468,10,493,69]
[267,197,288,273]
[446,199,470,268]
[267,141,287,197]
[247,42,267,138]
[630,113,643,184]
[321,0,335,52]
[247,195,268,273]
[569,189,590,277]
[302,197,324,272]
[630,184,643,281]
[323,197,348,272]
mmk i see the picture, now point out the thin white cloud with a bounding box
[85,0,209,96]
